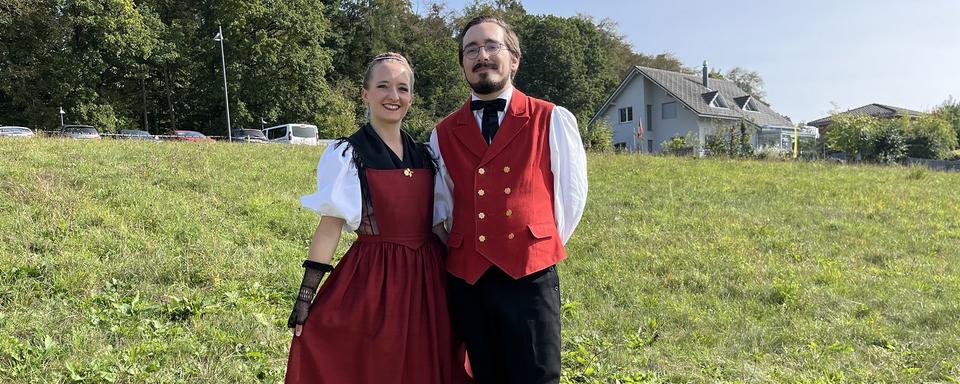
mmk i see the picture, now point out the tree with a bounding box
[725,67,766,102]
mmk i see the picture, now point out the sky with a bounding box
[419,0,960,124]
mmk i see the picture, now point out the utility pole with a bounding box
[214,25,232,141]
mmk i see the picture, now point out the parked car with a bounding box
[119,129,158,140]
[233,129,269,143]
[263,123,319,145]
[61,125,101,140]
[0,126,35,137]
[174,130,215,143]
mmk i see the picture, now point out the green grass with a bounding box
[1,139,959,383]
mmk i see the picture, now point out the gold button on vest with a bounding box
[504,187,512,195]
[478,212,486,219]
[479,235,486,242]
[505,209,513,217]
[478,189,485,196]
[508,233,515,240]
[503,166,511,173]
[478,168,485,175]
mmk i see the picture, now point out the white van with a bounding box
[263,123,319,145]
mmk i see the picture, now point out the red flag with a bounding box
[637,118,645,139]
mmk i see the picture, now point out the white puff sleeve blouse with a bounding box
[299,143,363,232]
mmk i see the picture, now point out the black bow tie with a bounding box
[470,98,507,112]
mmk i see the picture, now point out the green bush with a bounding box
[826,114,879,160]
[401,108,438,143]
[704,120,753,158]
[754,146,788,161]
[73,102,128,133]
[904,114,958,160]
[315,82,359,139]
[662,135,696,156]
[946,149,960,161]
[867,118,908,164]
[582,121,613,152]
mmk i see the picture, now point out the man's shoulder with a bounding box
[436,105,466,131]
[514,89,557,111]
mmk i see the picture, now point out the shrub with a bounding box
[662,135,696,156]
[866,118,907,164]
[73,102,127,133]
[933,97,960,145]
[315,82,358,139]
[946,149,960,161]
[903,114,958,160]
[582,121,613,152]
[754,146,788,161]
[401,108,437,143]
[826,114,879,161]
[704,120,753,158]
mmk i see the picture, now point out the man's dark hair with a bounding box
[457,16,522,67]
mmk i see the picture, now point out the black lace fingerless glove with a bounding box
[287,260,334,328]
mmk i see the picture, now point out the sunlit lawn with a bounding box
[1,138,958,383]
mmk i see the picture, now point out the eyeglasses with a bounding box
[463,42,506,60]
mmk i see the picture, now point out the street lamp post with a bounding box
[260,117,266,130]
[214,25,232,142]
[59,107,65,129]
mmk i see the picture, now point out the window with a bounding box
[647,139,654,153]
[646,105,653,131]
[710,96,728,109]
[744,99,760,112]
[618,107,634,123]
[662,102,677,119]
[266,127,287,140]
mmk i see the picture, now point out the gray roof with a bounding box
[808,103,924,127]
[590,66,793,128]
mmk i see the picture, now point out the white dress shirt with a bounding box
[428,87,588,244]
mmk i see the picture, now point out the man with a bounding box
[428,15,588,384]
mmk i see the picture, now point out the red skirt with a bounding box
[285,236,469,384]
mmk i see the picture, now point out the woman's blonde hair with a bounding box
[362,52,415,90]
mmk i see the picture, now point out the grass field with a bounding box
[1,138,959,383]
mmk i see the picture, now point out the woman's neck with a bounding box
[369,121,403,158]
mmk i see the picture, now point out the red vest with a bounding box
[436,90,566,284]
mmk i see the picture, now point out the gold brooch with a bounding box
[403,168,414,177]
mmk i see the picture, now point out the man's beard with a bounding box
[468,63,509,95]
[469,75,509,95]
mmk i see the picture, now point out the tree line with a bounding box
[1,0,703,141]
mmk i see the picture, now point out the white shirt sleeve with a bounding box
[428,129,454,228]
[300,143,362,232]
[550,106,588,244]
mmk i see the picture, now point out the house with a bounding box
[588,62,810,154]
[808,103,924,135]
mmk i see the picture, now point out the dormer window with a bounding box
[702,90,727,109]
[710,96,728,109]
[735,95,760,112]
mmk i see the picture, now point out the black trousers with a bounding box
[448,265,562,384]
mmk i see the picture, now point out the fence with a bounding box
[907,157,960,172]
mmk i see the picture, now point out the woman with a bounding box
[285,52,469,384]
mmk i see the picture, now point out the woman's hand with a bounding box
[432,223,449,245]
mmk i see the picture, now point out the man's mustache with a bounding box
[473,62,499,72]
